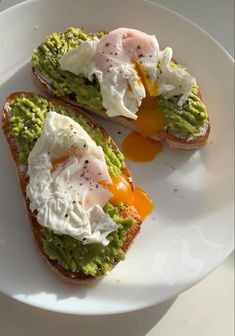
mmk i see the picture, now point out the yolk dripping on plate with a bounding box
[121,65,165,162]
[121,96,164,162]
[121,131,162,162]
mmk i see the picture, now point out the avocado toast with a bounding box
[1,92,142,282]
[32,27,210,149]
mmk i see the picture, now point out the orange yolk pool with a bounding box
[121,131,162,162]
[103,174,153,219]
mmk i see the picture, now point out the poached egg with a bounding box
[59,28,196,120]
[26,111,117,246]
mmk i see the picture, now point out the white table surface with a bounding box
[0,1,234,335]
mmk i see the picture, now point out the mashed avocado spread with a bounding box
[157,86,207,138]
[9,94,134,277]
[32,27,208,139]
[32,28,104,111]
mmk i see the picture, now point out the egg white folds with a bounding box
[26,112,118,246]
[157,47,196,106]
[59,28,159,119]
[59,27,196,120]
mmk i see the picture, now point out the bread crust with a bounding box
[32,67,210,149]
[1,91,142,283]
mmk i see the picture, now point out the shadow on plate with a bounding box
[0,291,176,336]
[0,62,42,105]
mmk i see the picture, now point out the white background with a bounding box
[0,0,234,335]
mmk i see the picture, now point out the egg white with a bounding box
[157,47,196,106]
[59,38,145,119]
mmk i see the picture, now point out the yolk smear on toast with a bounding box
[134,96,165,137]
[101,174,153,219]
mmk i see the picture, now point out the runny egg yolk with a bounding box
[132,187,154,219]
[106,174,134,206]
[121,96,164,162]
[121,64,164,162]
[134,96,165,137]
[52,156,153,219]
[102,174,153,219]
[134,62,165,138]
[134,61,158,97]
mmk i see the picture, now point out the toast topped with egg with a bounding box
[1,92,149,282]
[32,27,210,149]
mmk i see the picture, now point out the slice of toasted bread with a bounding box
[32,28,210,149]
[1,92,142,283]
[33,68,210,149]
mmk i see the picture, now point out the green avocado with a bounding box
[32,27,208,139]
[9,94,134,277]
[157,86,208,138]
[43,203,133,276]
[32,28,104,111]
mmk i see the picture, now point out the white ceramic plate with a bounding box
[0,0,234,315]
